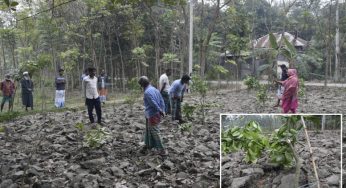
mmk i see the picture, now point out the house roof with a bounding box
[253,32,308,49]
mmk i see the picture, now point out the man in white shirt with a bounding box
[159,69,171,114]
[83,67,102,124]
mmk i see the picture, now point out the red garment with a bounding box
[148,113,161,125]
[0,80,15,96]
[281,69,299,113]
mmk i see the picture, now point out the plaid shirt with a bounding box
[0,80,15,96]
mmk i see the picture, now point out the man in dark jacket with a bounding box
[21,72,34,111]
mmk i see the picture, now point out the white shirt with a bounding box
[83,76,99,99]
[159,73,170,92]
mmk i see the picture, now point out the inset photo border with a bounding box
[220,114,342,188]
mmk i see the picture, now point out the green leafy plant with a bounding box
[268,124,302,167]
[222,121,269,163]
[179,122,192,133]
[243,76,259,90]
[0,126,4,133]
[298,78,305,98]
[191,75,208,124]
[256,84,268,105]
[222,116,303,167]
[84,126,110,148]
[75,122,85,132]
[182,103,196,120]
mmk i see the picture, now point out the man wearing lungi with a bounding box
[138,76,167,156]
[55,68,66,108]
[97,69,108,104]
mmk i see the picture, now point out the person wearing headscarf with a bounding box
[21,72,34,111]
[55,68,66,108]
[0,74,15,112]
[138,76,167,156]
[277,69,299,113]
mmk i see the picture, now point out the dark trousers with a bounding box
[161,91,170,114]
[86,98,102,123]
[170,98,182,121]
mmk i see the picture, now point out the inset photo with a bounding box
[221,114,341,188]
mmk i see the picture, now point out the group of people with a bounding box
[0,67,110,113]
[0,72,34,112]
[138,70,191,156]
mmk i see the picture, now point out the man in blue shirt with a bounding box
[169,74,190,123]
[138,76,167,156]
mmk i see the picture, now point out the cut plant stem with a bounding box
[301,116,320,188]
[287,139,301,188]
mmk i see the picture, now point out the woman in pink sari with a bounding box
[277,69,299,113]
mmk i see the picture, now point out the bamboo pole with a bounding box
[301,116,320,188]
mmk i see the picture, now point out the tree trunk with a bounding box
[334,0,340,81]
[115,30,125,92]
[155,30,160,83]
[1,38,6,70]
[199,0,221,78]
[108,26,114,93]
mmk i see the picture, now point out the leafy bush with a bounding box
[222,121,269,163]
[182,103,196,120]
[256,84,268,105]
[84,126,110,148]
[179,122,192,133]
[222,117,303,167]
[243,76,259,90]
[298,78,305,97]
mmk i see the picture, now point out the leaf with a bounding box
[269,33,278,49]
[10,1,18,6]
[226,60,237,66]
[283,35,296,57]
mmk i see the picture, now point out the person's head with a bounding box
[101,69,105,76]
[23,71,29,78]
[165,69,172,76]
[181,74,191,84]
[138,76,150,88]
[88,67,96,78]
[287,69,297,77]
[280,64,288,72]
[59,68,64,76]
[5,74,11,80]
